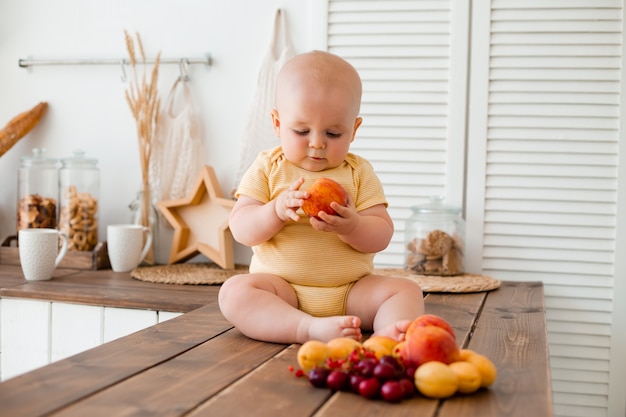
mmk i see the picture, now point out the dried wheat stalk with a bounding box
[124,30,160,262]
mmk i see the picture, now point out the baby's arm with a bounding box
[229,178,308,246]
[312,195,394,253]
[336,203,394,253]
[229,196,284,246]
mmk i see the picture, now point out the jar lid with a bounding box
[20,148,58,167]
[61,149,98,168]
[412,195,462,215]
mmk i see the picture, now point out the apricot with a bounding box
[458,348,475,361]
[414,361,459,398]
[297,340,330,372]
[448,361,482,394]
[302,178,348,219]
[464,351,497,387]
[391,340,406,360]
[363,336,398,359]
[326,337,362,360]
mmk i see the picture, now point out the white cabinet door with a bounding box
[159,311,183,323]
[0,298,179,381]
[50,303,103,362]
[1,298,50,380]
[103,307,158,343]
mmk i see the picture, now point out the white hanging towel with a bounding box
[150,77,203,203]
[232,8,295,194]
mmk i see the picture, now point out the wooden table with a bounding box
[0,267,553,416]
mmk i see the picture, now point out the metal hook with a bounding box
[120,59,127,82]
[178,58,190,82]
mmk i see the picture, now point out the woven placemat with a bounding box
[374,268,501,293]
[131,263,500,293]
[131,263,249,285]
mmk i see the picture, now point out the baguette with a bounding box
[0,102,48,158]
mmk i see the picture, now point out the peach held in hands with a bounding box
[302,178,349,220]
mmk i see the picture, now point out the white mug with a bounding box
[107,224,153,272]
[18,228,69,281]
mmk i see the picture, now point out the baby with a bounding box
[218,51,424,344]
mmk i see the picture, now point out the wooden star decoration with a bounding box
[157,165,236,269]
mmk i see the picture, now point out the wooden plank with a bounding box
[183,345,332,417]
[316,391,439,417]
[0,264,74,288]
[438,281,553,417]
[189,344,438,417]
[0,266,218,312]
[0,303,232,417]
[49,329,287,417]
[423,291,488,347]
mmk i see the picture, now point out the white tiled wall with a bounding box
[0,298,183,381]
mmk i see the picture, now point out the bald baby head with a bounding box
[275,51,362,118]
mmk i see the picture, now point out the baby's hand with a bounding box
[275,177,308,222]
[310,193,359,235]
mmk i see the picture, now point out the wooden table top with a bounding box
[0,267,553,416]
[0,265,217,312]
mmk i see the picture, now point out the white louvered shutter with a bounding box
[320,1,626,415]
[465,1,626,417]
[325,0,469,267]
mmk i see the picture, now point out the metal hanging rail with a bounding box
[18,55,211,81]
[18,55,211,68]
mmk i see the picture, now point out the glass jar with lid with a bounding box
[58,150,99,251]
[17,148,59,233]
[404,195,465,276]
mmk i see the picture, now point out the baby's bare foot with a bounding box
[306,316,362,343]
[372,319,412,342]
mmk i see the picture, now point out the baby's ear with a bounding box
[351,116,363,141]
[271,109,281,135]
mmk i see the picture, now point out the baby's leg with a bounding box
[218,273,362,344]
[346,274,424,341]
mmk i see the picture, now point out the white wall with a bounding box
[0,0,316,264]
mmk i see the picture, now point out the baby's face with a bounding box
[272,78,362,172]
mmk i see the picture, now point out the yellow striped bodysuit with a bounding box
[235,146,388,316]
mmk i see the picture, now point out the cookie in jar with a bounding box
[405,196,465,276]
[17,148,59,232]
[58,150,99,251]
